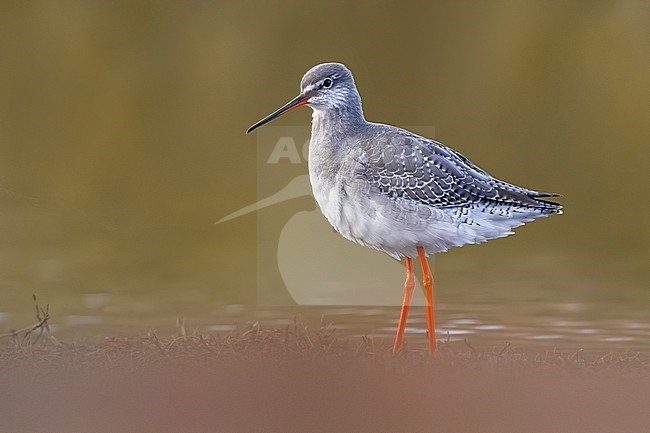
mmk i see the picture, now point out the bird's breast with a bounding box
[307,133,358,233]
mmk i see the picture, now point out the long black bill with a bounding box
[246,94,310,134]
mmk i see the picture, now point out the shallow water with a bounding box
[4,300,648,353]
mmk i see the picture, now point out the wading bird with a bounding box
[247,63,561,353]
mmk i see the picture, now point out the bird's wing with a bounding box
[351,126,560,209]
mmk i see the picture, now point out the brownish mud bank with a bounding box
[1,326,649,433]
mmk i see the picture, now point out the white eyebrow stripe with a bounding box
[304,83,318,92]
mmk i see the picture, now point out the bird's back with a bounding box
[351,123,561,213]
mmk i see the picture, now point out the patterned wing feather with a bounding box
[353,126,560,210]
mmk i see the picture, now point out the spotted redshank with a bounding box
[247,63,562,353]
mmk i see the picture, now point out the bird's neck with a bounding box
[310,102,366,141]
[309,107,363,184]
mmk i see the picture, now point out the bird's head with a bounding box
[247,63,361,134]
[299,62,356,110]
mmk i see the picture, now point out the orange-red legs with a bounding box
[417,246,437,353]
[393,257,414,353]
[393,247,437,354]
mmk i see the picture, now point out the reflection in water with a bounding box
[219,174,425,305]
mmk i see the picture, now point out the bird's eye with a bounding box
[322,78,333,89]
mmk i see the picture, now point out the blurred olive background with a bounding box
[0,1,648,340]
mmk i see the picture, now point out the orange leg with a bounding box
[417,246,437,353]
[393,257,415,353]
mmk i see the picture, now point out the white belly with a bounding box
[309,172,547,259]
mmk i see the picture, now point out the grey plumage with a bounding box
[248,62,561,259]
[353,125,561,211]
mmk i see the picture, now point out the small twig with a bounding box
[148,329,167,354]
[0,318,48,339]
[176,316,187,340]
[353,336,368,357]
[299,320,315,349]
[497,341,511,356]
[464,339,478,355]
[0,294,51,341]
[569,348,583,361]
